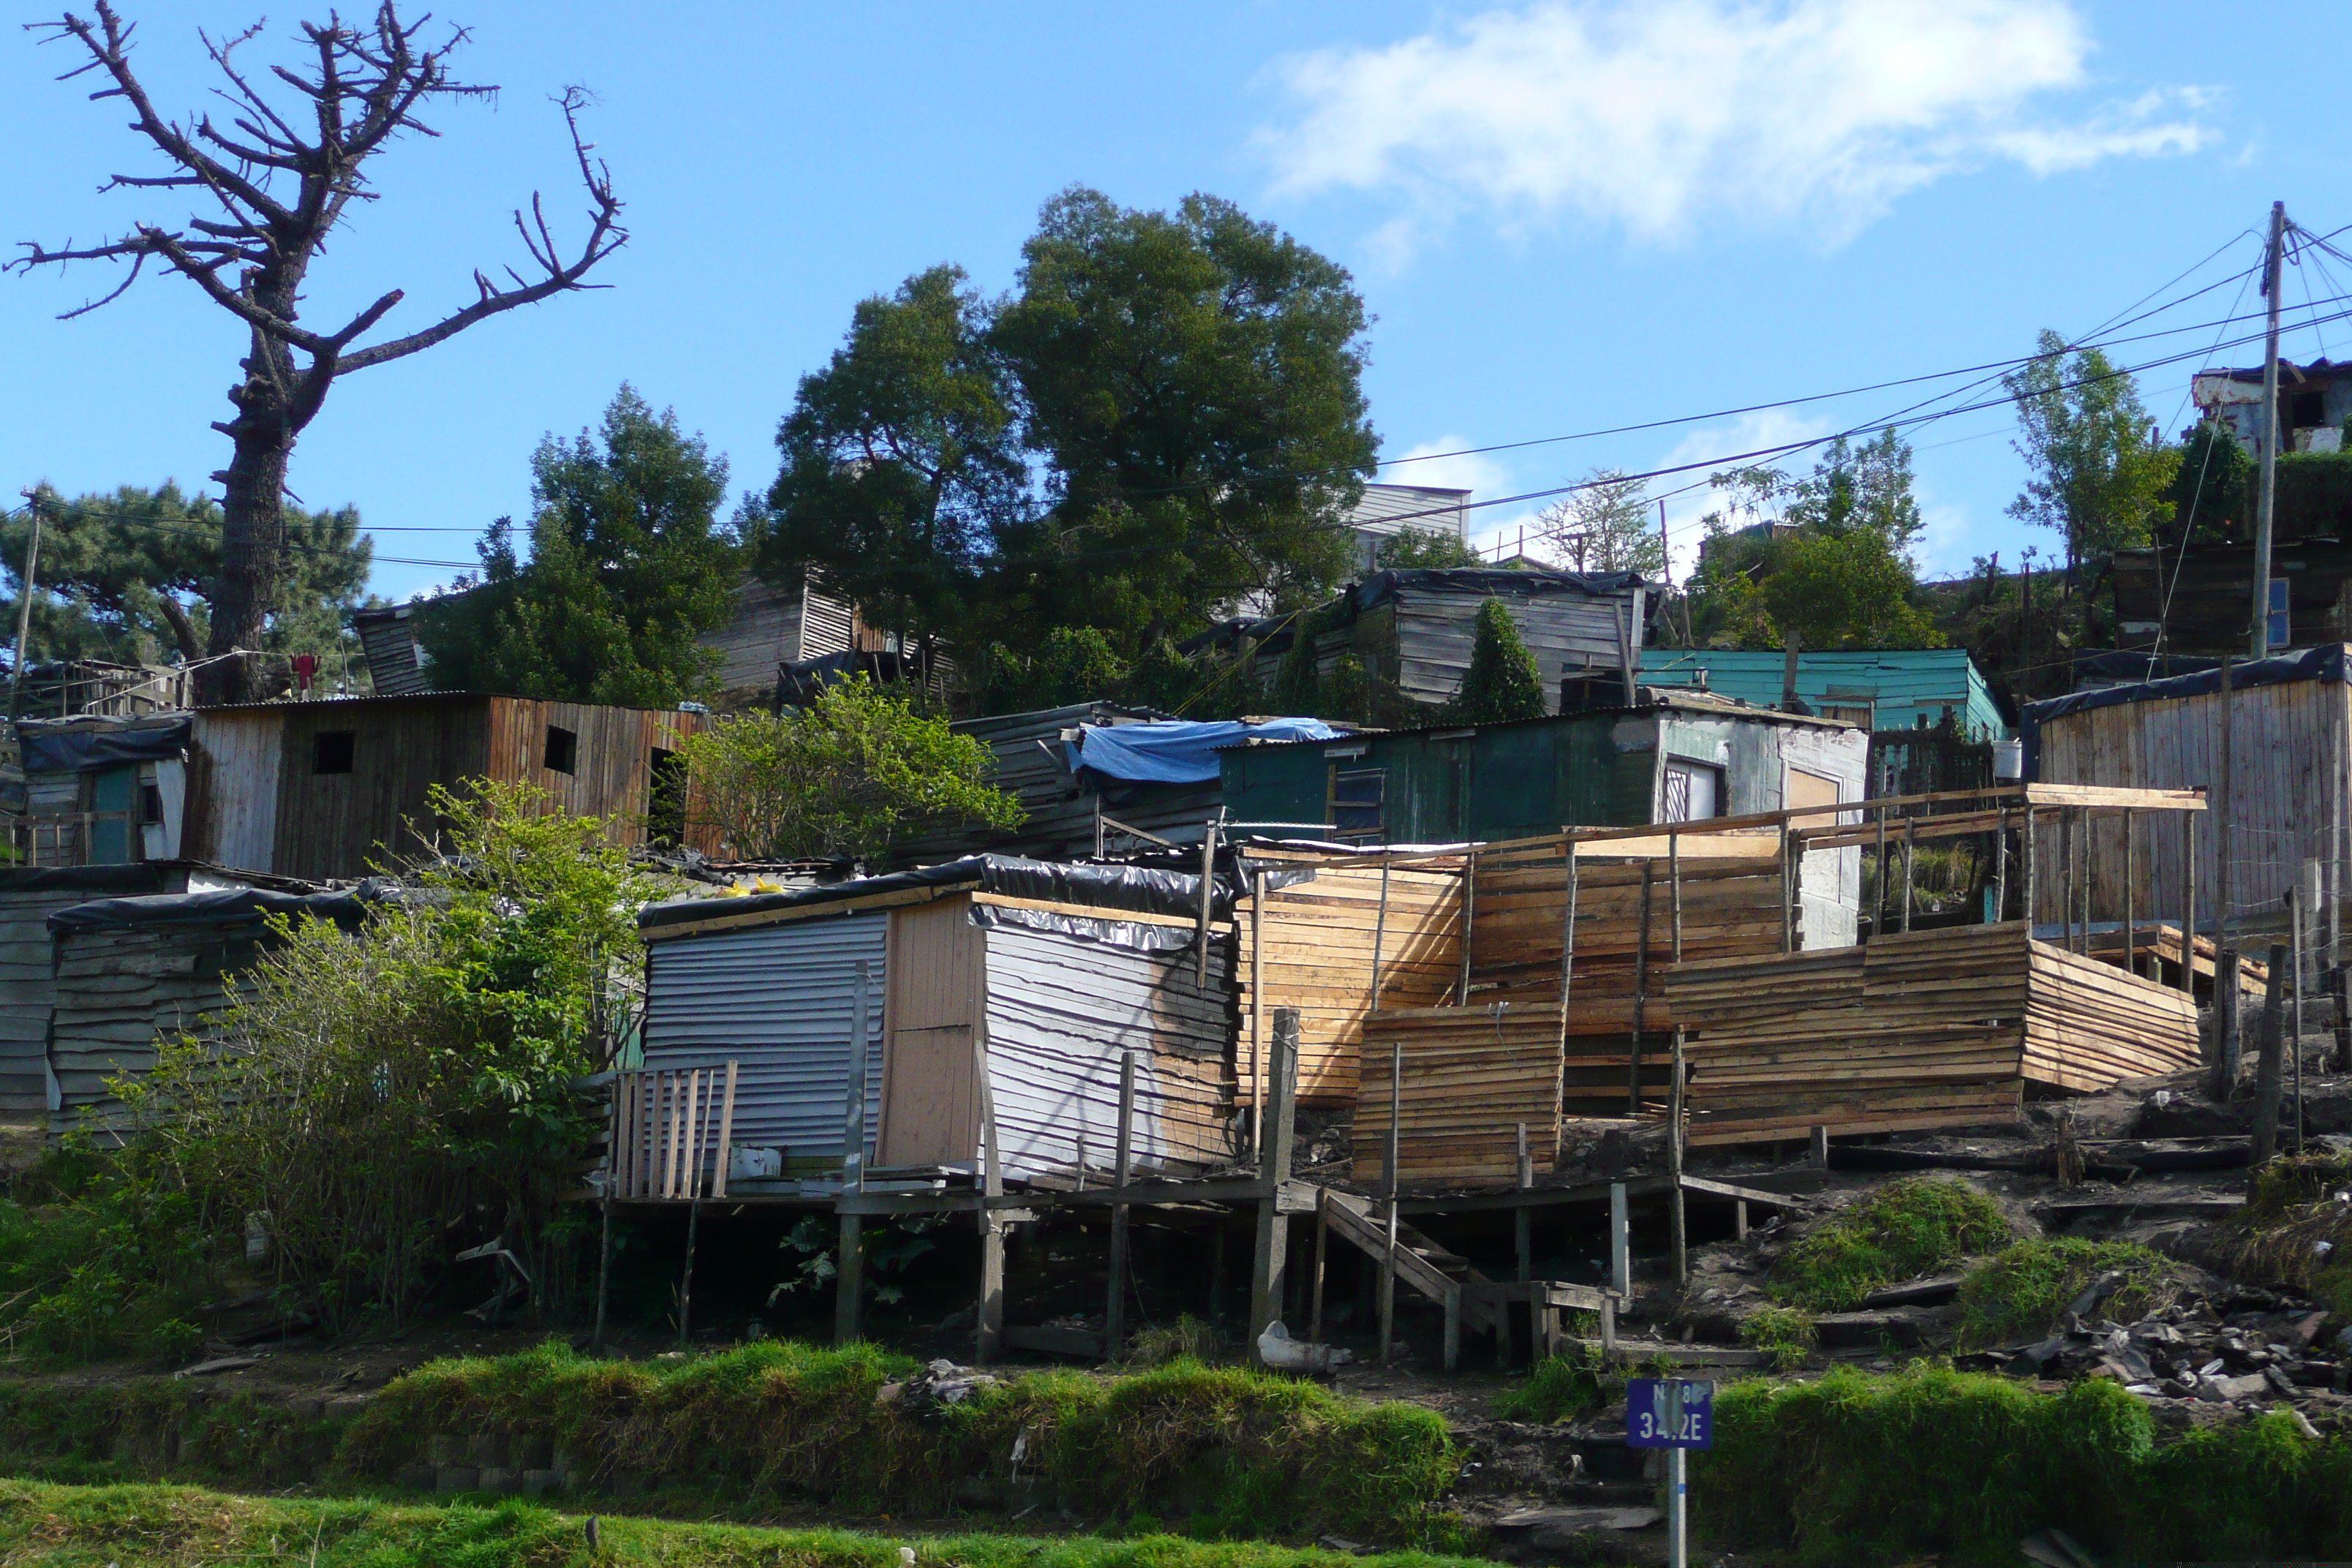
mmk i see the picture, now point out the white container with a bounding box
[1993,739,2023,780]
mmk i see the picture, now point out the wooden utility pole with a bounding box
[2252,200,2288,659]
[2219,657,2236,940]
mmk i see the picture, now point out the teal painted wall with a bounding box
[1637,649,2008,739]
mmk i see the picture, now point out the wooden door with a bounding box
[877,896,984,1166]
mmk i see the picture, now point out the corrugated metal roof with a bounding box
[1638,649,2008,739]
[641,914,886,1165]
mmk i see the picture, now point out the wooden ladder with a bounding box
[1319,1188,1500,1366]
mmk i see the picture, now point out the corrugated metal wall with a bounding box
[979,919,1235,1179]
[642,913,888,1169]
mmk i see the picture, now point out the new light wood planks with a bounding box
[1659,921,2204,1147]
[1356,1003,1564,1186]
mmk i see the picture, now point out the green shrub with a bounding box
[1767,1177,2009,1310]
[1492,1347,1616,1423]
[1957,1238,2174,1346]
[1736,1307,1817,1372]
[338,1341,1461,1546]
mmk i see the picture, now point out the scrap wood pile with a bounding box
[1354,1002,1564,1184]
[1662,922,2202,1147]
[1468,839,1787,1115]
[1237,851,1461,1106]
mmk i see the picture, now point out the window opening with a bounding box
[313,731,356,775]
[543,724,578,775]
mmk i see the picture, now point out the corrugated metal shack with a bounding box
[184,693,717,879]
[43,885,366,1139]
[0,864,317,1122]
[1637,648,2009,740]
[631,856,1241,1188]
[2024,644,2349,941]
[9,713,192,867]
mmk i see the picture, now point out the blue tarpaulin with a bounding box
[1067,718,1338,785]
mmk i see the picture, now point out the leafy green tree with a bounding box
[1539,468,1662,574]
[1453,598,1548,723]
[674,675,1022,863]
[1,482,369,674]
[1374,525,1481,570]
[418,388,741,706]
[984,187,1378,660]
[2167,422,2252,544]
[2004,329,2179,587]
[1688,431,1940,650]
[754,265,1025,653]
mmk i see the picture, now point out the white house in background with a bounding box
[2193,359,2352,457]
[1346,483,1471,570]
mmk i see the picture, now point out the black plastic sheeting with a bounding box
[49,886,369,935]
[1352,567,1651,613]
[968,899,1203,953]
[17,715,190,774]
[2021,643,2346,780]
[638,852,1239,933]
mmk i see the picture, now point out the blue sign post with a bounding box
[1627,1379,1712,1567]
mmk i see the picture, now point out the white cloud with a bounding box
[1259,1,2210,250]
[1384,434,1515,498]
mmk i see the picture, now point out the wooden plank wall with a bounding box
[1662,921,2203,1147]
[48,924,252,1140]
[483,697,716,855]
[1356,1003,1563,1185]
[2033,673,2347,934]
[1470,840,1788,1115]
[1235,851,1463,1106]
[184,710,285,870]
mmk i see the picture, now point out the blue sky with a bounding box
[4,0,2349,607]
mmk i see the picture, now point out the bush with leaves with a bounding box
[676,675,1022,864]
[1452,598,1548,723]
[124,781,660,1334]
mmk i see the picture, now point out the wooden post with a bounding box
[1249,1009,1300,1360]
[2219,656,2236,943]
[713,1061,738,1199]
[1667,833,1687,1287]
[1380,1033,1403,1365]
[1872,806,1887,941]
[1608,1180,1630,1301]
[592,1076,619,1355]
[2251,941,2290,1175]
[1105,1049,1136,1359]
[1899,816,1915,935]
[2059,809,2076,951]
[1455,848,1478,1004]
[2123,810,2137,976]
[1368,858,1392,1011]
[2180,813,2198,995]
[1994,804,2009,924]
[2215,946,2244,1097]
[2023,805,2038,935]
[1515,1122,1534,1284]
[1309,1187,1330,1348]
[1250,868,1267,1161]
[1196,821,1218,985]
[1557,843,1580,1040]
[2078,806,2093,955]
[2296,864,2317,1154]
[974,1029,1005,1365]
[1735,1200,1749,1242]
[1779,815,1795,951]
[837,963,870,1346]
[1629,864,1654,1112]
[1811,1123,1830,1168]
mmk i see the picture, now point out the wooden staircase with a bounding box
[1319,1188,1500,1367]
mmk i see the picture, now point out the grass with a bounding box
[2230,1150,2352,1316]
[1735,1307,1817,1372]
[1700,1364,2352,1567]
[1765,1177,2010,1311]
[0,1479,1499,1568]
[1956,1239,2176,1346]
[1489,1348,1615,1424]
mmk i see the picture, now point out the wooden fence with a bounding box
[608,1062,739,1200]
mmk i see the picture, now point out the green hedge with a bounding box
[1701,1366,2352,1566]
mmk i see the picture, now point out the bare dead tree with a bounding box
[10,2,626,702]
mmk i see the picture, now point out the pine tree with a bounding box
[1453,598,1548,724]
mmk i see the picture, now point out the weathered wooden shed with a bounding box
[42,885,366,1138]
[1305,568,1656,716]
[630,856,1240,1188]
[183,693,716,879]
[2024,644,2349,937]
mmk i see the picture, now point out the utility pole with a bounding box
[2252,200,2287,660]
[8,494,42,723]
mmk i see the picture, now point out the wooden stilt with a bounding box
[2180,814,2198,995]
[1667,833,1688,1286]
[1381,1033,1402,1365]
[1629,864,1653,1112]
[1105,1050,1136,1359]
[1248,1009,1300,1360]
[1309,1187,1330,1348]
